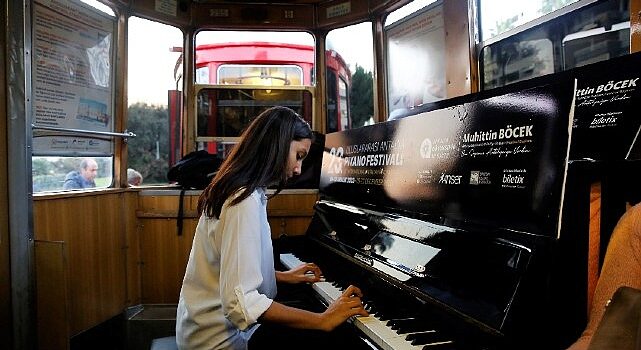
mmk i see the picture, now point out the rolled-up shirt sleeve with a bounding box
[217,194,273,330]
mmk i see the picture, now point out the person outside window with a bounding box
[127,168,143,186]
[176,106,368,350]
[62,158,98,190]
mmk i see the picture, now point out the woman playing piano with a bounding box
[176,106,369,350]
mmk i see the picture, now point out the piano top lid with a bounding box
[319,79,575,239]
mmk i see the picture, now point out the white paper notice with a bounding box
[32,0,115,155]
[386,4,446,116]
[155,0,177,17]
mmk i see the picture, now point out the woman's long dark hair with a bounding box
[198,106,313,219]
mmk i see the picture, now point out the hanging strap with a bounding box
[177,188,186,236]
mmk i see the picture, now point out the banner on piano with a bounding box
[571,52,641,161]
[320,81,576,237]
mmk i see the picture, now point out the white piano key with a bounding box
[279,253,425,350]
[280,253,303,269]
[353,315,422,350]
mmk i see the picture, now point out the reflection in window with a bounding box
[481,0,629,90]
[562,21,630,68]
[33,156,113,192]
[196,88,313,139]
[479,0,579,40]
[196,66,210,84]
[483,39,554,88]
[196,88,313,164]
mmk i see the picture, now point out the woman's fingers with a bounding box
[305,263,322,278]
[341,285,363,298]
[337,286,369,317]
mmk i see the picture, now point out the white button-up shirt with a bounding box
[176,188,276,350]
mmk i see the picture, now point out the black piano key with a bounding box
[376,303,417,321]
[406,331,447,345]
[389,318,438,334]
[388,318,413,330]
[363,303,375,313]
[422,341,457,350]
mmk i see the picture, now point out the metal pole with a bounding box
[7,0,36,348]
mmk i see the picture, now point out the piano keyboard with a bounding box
[280,253,459,350]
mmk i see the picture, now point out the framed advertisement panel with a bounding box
[31,0,116,156]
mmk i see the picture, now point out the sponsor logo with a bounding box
[354,252,373,265]
[420,138,432,159]
[439,173,462,185]
[469,171,491,185]
[590,114,619,128]
[502,174,524,184]
[416,170,434,184]
[502,169,527,189]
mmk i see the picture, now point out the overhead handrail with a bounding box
[32,124,137,142]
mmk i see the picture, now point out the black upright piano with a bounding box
[277,53,641,350]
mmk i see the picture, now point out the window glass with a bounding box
[386,3,446,119]
[193,31,313,164]
[217,65,303,86]
[481,0,629,90]
[33,156,113,192]
[480,0,580,40]
[483,39,554,88]
[326,70,338,133]
[562,21,630,68]
[338,78,349,130]
[127,17,183,184]
[385,0,437,27]
[196,66,210,84]
[326,22,374,130]
[80,0,115,16]
[196,88,313,139]
[195,31,314,85]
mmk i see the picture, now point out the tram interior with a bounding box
[1,0,640,349]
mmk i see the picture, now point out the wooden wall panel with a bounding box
[31,190,319,311]
[267,192,317,237]
[124,192,141,306]
[139,218,198,303]
[268,217,314,238]
[137,193,196,218]
[587,183,602,313]
[443,0,473,97]
[137,190,318,303]
[633,0,641,53]
[33,192,130,336]
[35,241,70,350]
